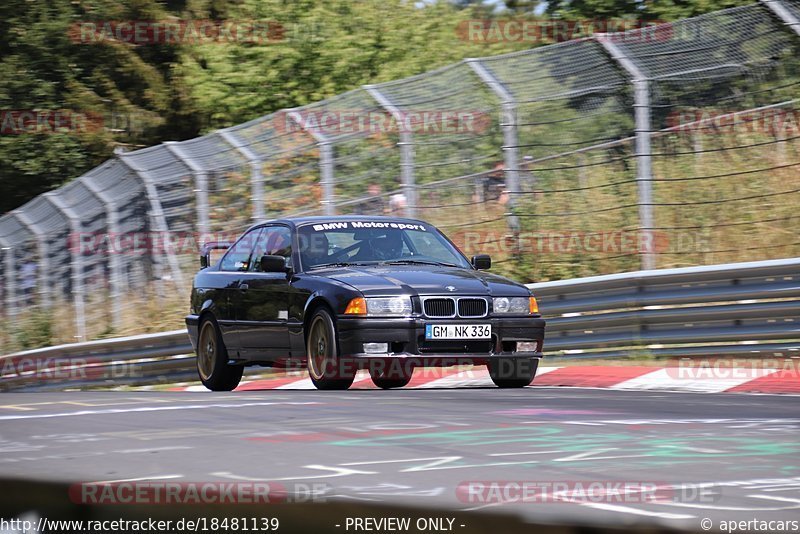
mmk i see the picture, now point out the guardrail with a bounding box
[2,258,798,391]
[529,257,800,359]
[0,330,194,391]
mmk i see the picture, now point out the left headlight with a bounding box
[493,296,538,315]
[344,296,412,316]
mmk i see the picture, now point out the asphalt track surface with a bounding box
[1,387,799,531]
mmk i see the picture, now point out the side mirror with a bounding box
[471,254,491,270]
[260,254,289,273]
[200,241,232,269]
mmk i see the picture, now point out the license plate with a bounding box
[425,324,491,340]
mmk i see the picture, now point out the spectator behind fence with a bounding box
[358,182,386,215]
[21,260,36,304]
[389,193,407,215]
[485,161,508,205]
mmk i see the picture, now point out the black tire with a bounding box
[369,362,413,389]
[306,308,355,390]
[196,317,243,391]
[488,358,538,388]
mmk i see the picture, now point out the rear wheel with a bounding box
[488,358,538,388]
[197,318,243,391]
[306,308,355,390]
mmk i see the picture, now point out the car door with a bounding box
[236,225,293,358]
[216,226,263,355]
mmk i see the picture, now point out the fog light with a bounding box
[363,342,389,354]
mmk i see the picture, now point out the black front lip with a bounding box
[336,315,545,359]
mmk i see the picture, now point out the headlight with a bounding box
[344,296,412,316]
[493,296,535,315]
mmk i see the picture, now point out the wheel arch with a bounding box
[303,296,336,343]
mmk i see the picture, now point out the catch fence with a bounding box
[1,1,799,350]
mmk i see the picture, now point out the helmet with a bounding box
[372,231,403,260]
[303,231,330,267]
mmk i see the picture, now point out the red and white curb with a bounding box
[176,365,800,394]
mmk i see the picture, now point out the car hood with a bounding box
[313,265,529,297]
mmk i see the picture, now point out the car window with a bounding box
[220,228,262,272]
[250,226,293,272]
[297,221,470,269]
[405,231,459,263]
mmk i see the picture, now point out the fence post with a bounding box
[466,59,521,235]
[43,193,86,341]
[364,85,417,218]
[761,0,800,35]
[219,130,265,222]
[81,174,124,332]
[12,210,49,305]
[116,153,186,289]
[1,240,15,319]
[597,36,656,271]
[287,110,335,216]
[164,142,210,236]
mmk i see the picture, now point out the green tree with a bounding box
[179,0,529,129]
[539,0,754,20]
[0,0,199,213]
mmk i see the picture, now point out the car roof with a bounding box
[244,215,429,232]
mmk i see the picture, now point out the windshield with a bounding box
[297,220,471,270]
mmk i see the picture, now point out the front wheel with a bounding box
[488,358,538,388]
[306,308,355,390]
[196,318,243,391]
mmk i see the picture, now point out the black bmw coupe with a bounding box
[186,216,545,391]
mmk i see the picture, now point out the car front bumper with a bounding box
[336,315,545,364]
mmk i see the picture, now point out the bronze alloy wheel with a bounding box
[306,308,355,390]
[307,315,329,381]
[196,317,243,391]
[197,320,217,381]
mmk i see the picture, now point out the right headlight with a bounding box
[493,296,538,315]
[344,296,412,316]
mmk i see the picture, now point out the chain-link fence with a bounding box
[2,1,799,351]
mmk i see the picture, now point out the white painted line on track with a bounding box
[87,474,184,484]
[0,401,320,421]
[580,502,696,519]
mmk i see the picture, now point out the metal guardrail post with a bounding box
[364,85,417,218]
[164,142,210,236]
[287,110,336,216]
[43,193,86,341]
[116,153,186,289]
[11,210,49,305]
[80,174,124,332]
[466,59,522,235]
[218,130,265,222]
[761,0,800,35]
[597,36,656,271]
